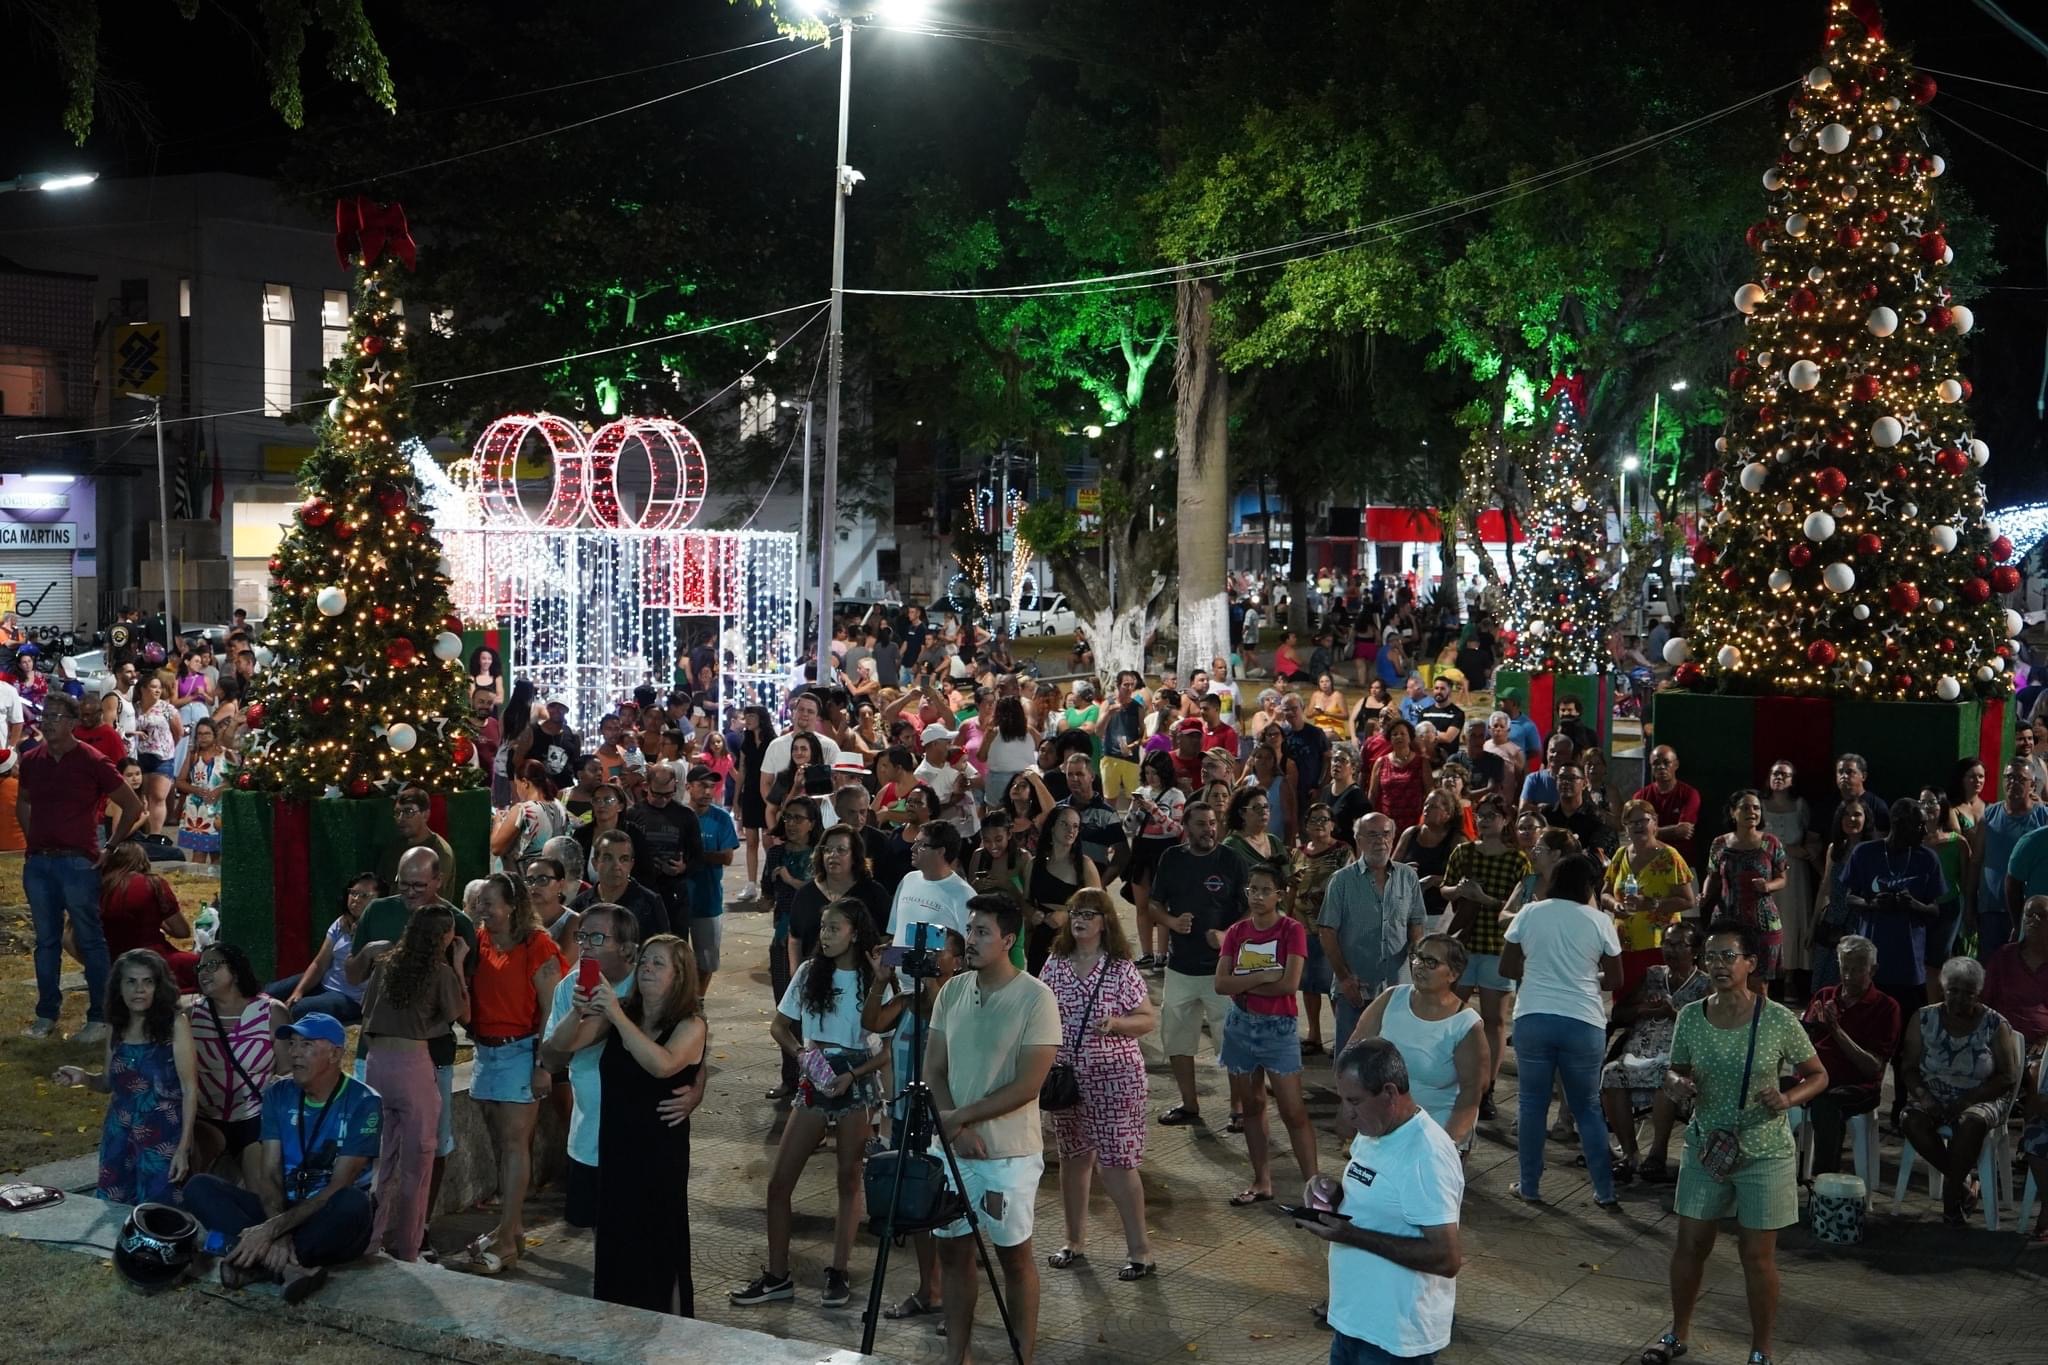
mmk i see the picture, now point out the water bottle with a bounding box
[193,901,220,950]
[1622,872,1640,905]
[202,1229,228,1257]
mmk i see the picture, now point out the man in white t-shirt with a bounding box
[911,725,981,841]
[758,691,844,800]
[886,822,975,943]
[0,676,25,747]
[1297,1037,1464,1363]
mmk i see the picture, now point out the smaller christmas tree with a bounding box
[1503,378,1610,674]
[240,199,478,798]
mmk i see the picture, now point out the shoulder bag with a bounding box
[1696,994,1764,1182]
[1040,959,1112,1112]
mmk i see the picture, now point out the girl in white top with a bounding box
[1353,934,1488,1148]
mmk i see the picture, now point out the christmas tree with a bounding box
[1503,377,1610,674]
[1682,0,2022,701]
[239,199,479,798]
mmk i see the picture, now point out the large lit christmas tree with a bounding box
[1503,377,1610,674]
[240,199,479,797]
[1683,0,2021,701]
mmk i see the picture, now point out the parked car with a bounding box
[1009,592,1077,637]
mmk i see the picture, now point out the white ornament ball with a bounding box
[1803,510,1837,542]
[1871,415,1904,447]
[1785,213,1810,237]
[1927,154,1947,177]
[1866,124,1886,142]
[1938,378,1964,403]
[432,631,464,662]
[1826,563,1858,594]
[1769,569,1793,592]
[327,396,345,422]
[1927,599,1946,614]
[1775,448,1797,465]
[1839,183,1857,202]
[1902,503,1918,519]
[1663,638,1690,665]
[1776,500,1796,517]
[1735,283,1768,315]
[1970,438,1990,466]
[1788,359,1822,391]
[1978,666,1998,683]
[387,722,418,752]
[1951,305,1975,335]
[1867,306,1899,337]
[1848,595,1869,615]
[1571,496,1589,513]
[1832,502,1851,519]
[1715,436,1729,453]
[1886,96,1901,111]
[1887,241,1902,257]
[1758,351,1775,368]
[1942,246,1954,266]
[316,586,347,617]
[2006,608,2025,638]
[1716,645,1742,670]
[1931,525,1959,553]
[1807,266,1826,283]
[1856,659,1874,676]
[1818,123,1852,154]
[1740,462,1770,493]
[1530,619,1549,638]
[1936,675,1962,702]
[1807,65,1833,88]
[1789,137,1808,154]
[1763,168,1786,192]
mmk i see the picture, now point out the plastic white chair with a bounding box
[2021,1169,2039,1232]
[1790,1106,1880,1209]
[1892,1120,2013,1230]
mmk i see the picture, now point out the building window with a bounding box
[179,279,192,318]
[739,388,777,441]
[262,283,294,416]
[321,289,348,367]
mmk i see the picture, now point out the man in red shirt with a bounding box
[1984,896,2048,1051]
[1198,693,1239,758]
[1632,744,1702,867]
[18,693,146,1042]
[1799,933,1901,1176]
[1169,719,1205,790]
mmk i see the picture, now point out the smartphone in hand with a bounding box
[1277,1203,1350,1223]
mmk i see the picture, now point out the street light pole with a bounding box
[814,15,854,671]
[793,399,814,649]
[147,397,175,639]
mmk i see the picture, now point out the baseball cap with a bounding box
[832,757,870,776]
[276,1013,347,1047]
[1176,717,1205,734]
[920,725,958,745]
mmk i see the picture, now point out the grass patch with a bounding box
[0,1239,572,1364]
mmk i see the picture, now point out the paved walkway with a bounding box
[429,883,2048,1365]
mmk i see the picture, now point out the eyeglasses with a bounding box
[1409,953,1445,971]
[522,872,558,886]
[573,931,610,947]
[1069,909,1103,921]
[1702,948,1747,964]
[397,879,432,893]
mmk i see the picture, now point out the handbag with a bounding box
[1697,994,1764,1182]
[1040,958,1112,1112]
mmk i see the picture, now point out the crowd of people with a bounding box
[20,597,2048,1365]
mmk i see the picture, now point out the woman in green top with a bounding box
[1060,679,1103,760]
[1918,785,1971,1001]
[1646,920,1827,1365]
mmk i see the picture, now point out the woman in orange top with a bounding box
[461,871,565,1275]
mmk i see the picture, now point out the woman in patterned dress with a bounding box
[188,941,286,1187]
[1760,760,1816,998]
[1700,790,1788,990]
[54,950,196,1204]
[1292,804,1352,1053]
[1900,957,2022,1225]
[1042,888,1157,1280]
[175,717,231,863]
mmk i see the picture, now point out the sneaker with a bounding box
[735,882,762,903]
[22,1018,56,1039]
[822,1266,851,1308]
[730,1270,795,1305]
[71,1022,110,1046]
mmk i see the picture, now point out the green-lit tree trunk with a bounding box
[1175,274,1231,677]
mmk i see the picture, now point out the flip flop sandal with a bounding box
[1229,1189,1274,1207]
[1226,1112,1246,1134]
[1117,1261,1156,1281]
[884,1293,941,1319]
[281,1266,330,1305]
[218,1259,263,1291]
[1047,1248,1086,1269]
[1157,1105,1202,1127]
[1640,1333,1689,1364]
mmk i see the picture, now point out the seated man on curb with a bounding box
[182,1013,381,1303]
[1799,934,1901,1177]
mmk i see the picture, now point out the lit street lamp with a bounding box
[0,170,98,194]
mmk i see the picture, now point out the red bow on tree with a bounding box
[1542,371,1588,417]
[1845,0,1884,41]
[334,196,418,271]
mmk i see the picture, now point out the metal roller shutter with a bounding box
[0,551,76,627]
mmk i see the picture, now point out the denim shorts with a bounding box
[471,1039,538,1103]
[1219,1007,1302,1076]
[1459,952,1513,992]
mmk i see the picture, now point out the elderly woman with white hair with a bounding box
[1483,710,1527,798]
[1900,955,2022,1225]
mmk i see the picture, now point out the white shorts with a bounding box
[1160,967,1231,1058]
[932,1151,1044,1248]
[689,914,723,975]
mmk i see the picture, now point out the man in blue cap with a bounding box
[182,1012,382,1303]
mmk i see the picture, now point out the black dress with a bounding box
[595,1021,700,1315]
[1028,860,1084,975]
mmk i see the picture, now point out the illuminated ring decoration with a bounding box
[470,412,707,530]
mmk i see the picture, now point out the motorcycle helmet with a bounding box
[142,641,167,666]
[16,642,38,659]
[113,1201,202,1294]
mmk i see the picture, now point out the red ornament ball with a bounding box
[1703,469,1725,495]
[1938,638,1957,654]
[1827,427,1856,449]
[1720,568,1742,592]
[1868,208,1889,224]
[1936,448,1970,477]
[1853,374,1881,401]
[452,736,475,764]
[1789,286,1820,314]
[1788,544,1815,569]
[372,605,393,625]
[1693,543,1719,570]
[1994,536,2016,562]
[407,518,427,536]
[1973,555,1991,574]
[1892,153,1913,176]
[245,702,266,726]
[267,557,282,575]
[1735,347,1750,362]
[1855,533,1884,557]
[1993,565,2023,594]
[442,615,463,636]
[1908,72,1937,105]
[1757,405,1777,426]
[1674,662,1704,687]
[1890,463,1911,483]
[1962,377,1975,401]
[1888,582,1922,615]
[1919,232,1948,262]
[310,696,333,716]
[300,499,333,528]
[376,486,408,517]
[1816,466,1849,497]
[1836,225,1862,249]
[386,638,418,667]
[1903,362,1922,379]
[1807,640,1839,666]
[347,777,373,798]
[1746,221,1772,250]
[361,335,386,356]
[1896,675,1915,692]
[1929,306,1954,332]
[237,772,256,790]
[1730,366,1753,388]
[336,521,358,541]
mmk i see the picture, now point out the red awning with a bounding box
[1362,506,1522,544]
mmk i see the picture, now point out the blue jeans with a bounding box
[1513,1012,1613,1201]
[263,978,364,1024]
[27,853,108,1023]
[1331,1330,1435,1364]
[181,1173,374,1267]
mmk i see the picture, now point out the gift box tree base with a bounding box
[1491,669,1614,756]
[1649,691,2009,853]
[220,788,491,980]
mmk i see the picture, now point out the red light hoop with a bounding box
[586,417,708,530]
[475,413,588,528]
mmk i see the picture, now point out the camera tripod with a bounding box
[858,967,1025,1364]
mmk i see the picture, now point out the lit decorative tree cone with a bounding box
[238,198,480,797]
[1503,376,1609,674]
[1686,0,2016,701]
